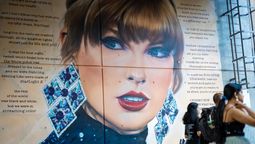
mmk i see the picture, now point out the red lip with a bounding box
[117,91,149,111]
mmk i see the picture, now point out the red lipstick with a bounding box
[117,91,149,111]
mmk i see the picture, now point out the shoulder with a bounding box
[226,105,248,122]
[226,105,244,114]
[224,105,235,112]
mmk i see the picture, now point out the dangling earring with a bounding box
[234,92,239,102]
[235,96,239,102]
[42,63,87,137]
[154,89,178,144]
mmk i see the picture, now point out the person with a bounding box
[216,83,255,144]
[183,102,201,144]
[199,92,223,144]
[213,92,222,107]
[42,0,184,144]
[212,92,223,144]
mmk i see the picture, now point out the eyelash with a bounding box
[146,46,171,59]
[101,36,125,50]
[101,36,172,59]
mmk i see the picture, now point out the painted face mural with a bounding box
[42,0,184,143]
[76,28,175,133]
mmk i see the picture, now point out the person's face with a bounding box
[237,91,244,103]
[75,28,175,133]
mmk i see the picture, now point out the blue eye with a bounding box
[146,46,171,58]
[101,37,124,50]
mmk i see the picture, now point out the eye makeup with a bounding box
[101,29,176,60]
[146,44,172,59]
[101,36,125,50]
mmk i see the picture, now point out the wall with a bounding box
[0,0,254,143]
[215,0,255,143]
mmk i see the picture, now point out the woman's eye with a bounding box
[101,37,124,50]
[146,46,171,58]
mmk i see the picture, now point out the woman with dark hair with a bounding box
[183,102,201,144]
[217,83,255,144]
[42,0,184,144]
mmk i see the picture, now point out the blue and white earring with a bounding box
[42,63,87,137]
[154,89,178,144]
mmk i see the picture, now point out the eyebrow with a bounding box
[104,27,120,37]
[104,27,167,47]
[150,38,164,45]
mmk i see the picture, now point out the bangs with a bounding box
[86,0,179,45]
[118,0,178,43]
[62,0,184,92]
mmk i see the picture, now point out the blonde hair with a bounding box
[62,0,184,92]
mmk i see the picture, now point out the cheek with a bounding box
[78,66,104,111]
[147,69,173,109]
[102,48,127,66]
[75,40,101,66]
[79,67,102,90]
[148,69,173,90]
[239,96,244,102]
[74,41,104,106]
[103,68,125,96]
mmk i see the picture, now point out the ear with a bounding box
[234,92,239,101]
[59,27,67,45]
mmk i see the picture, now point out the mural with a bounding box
[0,0,223,143]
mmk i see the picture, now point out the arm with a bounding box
[196,131,201,137]
[235,101,255,119]
[195,119,201,137]
[184,124,188,138]
[231,105,255,127]
[243,105,255,119]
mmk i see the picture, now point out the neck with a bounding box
[227,98,236,105]
[83,102,146,135]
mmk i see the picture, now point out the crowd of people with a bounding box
[183,83,255,144]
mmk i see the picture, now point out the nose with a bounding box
[127,68,146,84]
